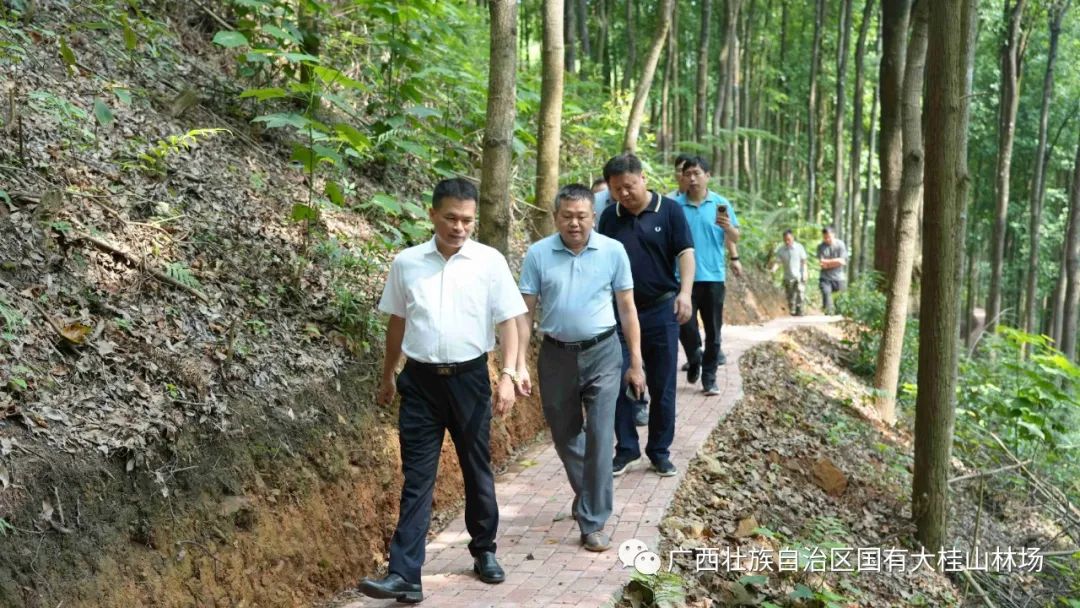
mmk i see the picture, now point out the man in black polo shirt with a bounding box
[598,153,695,477]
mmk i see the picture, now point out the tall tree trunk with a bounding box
[622,0,675,152]
[874,0,928,424]
[712,0,734,173]
[986,0,1028,332]
[874,0,911,282]
[859,78,880,276]
[849,0,875,240]
[695,0,713,144]
[670,5,679,148]
[660,29,672,161]
[577,0,590,61]
[478,0,518,255]
[1023,1,1068,336]
[621,0,637,91]
[913,0,976,555]
[806,0,826,221]
[833,0,854,236]
[1063,135,1080,361]
[564,0,577,74]
[530,0,565,242]
[603,0,613,89]
[730,3,742,190]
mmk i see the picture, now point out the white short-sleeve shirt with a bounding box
[378,238,527,364]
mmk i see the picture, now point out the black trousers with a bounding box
[387,361,497,584]
[678,281,726,383]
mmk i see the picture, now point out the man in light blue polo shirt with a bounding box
[676,156,740,396]
[516,184,646,552]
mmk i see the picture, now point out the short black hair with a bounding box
[603,153,644,182]
[682,155,712,174]
[591,177,607,189]
[674,153,692,170]
[783,229,794,238]
[432,177,478,209]
[554,184,594,212]
[822,225,836,234]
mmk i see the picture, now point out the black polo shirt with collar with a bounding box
[598,191,694,310]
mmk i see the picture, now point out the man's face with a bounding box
[784,233,794,247]
[554,198,594,250]
[682,164,709,197]
[429,197,477,250]
[607,171,649,207]
[675,163,688,193]
[822,230,834,246]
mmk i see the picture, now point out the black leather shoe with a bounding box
[357,573,423,603]
[473,551,505,584]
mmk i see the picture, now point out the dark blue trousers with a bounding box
[615,297,679,464]
[388,363,497,584]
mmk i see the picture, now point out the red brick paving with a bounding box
[339,316,836,607]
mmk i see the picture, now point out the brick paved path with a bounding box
[339,316,836,608]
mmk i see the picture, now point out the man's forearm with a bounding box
[496,317,518,369]
[514,313,532,370]
[382,316,406,380]
[678,250,695,294]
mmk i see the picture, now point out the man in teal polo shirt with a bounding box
[676,156,740,396]
[516,184,646,552]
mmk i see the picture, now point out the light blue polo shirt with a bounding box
[519,231,634,342]
[676,191,740,283]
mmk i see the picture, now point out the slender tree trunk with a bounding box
[531,0,565,241]
[712,0,732,172]
[860,79,879,276]
[874,0,926,423]
[833,0,854,236]
[603,0,613,89]
[564,0,577,74]
[622,0,675,152]
[577,0,590,61]
[1063,136,1080,361]
[986,0,1028,332]
[652,24,669,161]
[1023,1,1068,336]
[806,0,825,221]
[913,0,976,555]
[695,0,713,144]
[874,0,911,282]
[478,0,518,255]
[730,4,742,190]
[621,0,637,91]
[849,0,875,240]
[670,5,680,148]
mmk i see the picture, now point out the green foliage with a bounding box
[28,91,94,144]
[163,262,200,289]
[625,570,686,608]
[0,298,23,337]
[834,273,919,398]
[124,128,228,176]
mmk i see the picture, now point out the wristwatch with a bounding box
[500,367,520,383]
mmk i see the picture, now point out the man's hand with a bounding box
[493,375,516,416]
[730,259,743,278]
[515,368,532,397]
[674,291,693,324]
[716,207,731,229]
[377,375,396,407]
[625,365,646,400]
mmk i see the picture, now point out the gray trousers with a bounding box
[537,332,621,535]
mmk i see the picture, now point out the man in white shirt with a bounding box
[772,229,809,316]
[358,178,526,604]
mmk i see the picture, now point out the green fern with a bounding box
[164,262,200,288]
[0,298,23,333]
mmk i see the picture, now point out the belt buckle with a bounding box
[566,342,584,353]
[434,364,454,376]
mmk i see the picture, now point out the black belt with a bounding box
[543,328,615,352]
[405,353,488,376]
[635,290,677,311]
